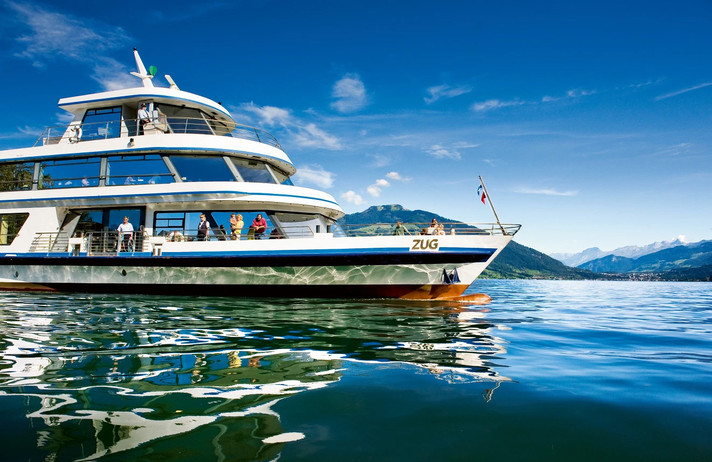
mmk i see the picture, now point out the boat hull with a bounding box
[0,235,512,299]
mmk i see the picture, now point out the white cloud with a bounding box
[655,81,712,101]
[240,103,293,126]
[453,141,480,149]
[386,172,411,182]
[367,178,391,197]
[471,99,524,112]
[514,187,578,197]
[542,88,596,103]
[237,103,342,150]
[293,123,342,150]
[341,190,364,205]
[331,74,368,113]
[91,57,138,91]
[425,144,461,160]
[293,164,335,189]
[368,154,391,168]
[367,184,382,197]
[424,84,472,104]
[7,1,132,89]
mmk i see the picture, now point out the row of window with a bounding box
[0,154,293,191]
[81,104,231,140]
[1,208,334,246]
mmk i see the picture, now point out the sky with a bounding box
[0,0,710,255]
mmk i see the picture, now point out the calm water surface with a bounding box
[0,280,710,461]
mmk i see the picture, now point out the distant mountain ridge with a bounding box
[578,240,712,274]
[551,238,688,267]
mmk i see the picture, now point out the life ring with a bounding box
[69,125,83,143]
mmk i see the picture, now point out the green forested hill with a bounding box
[482,240,597,279]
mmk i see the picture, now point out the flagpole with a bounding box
[478,175,507,235]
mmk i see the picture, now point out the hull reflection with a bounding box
[0,293,511,460]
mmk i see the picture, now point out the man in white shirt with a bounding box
[117,216,134,251]
[138,103,150,135]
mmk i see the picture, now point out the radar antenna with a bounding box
[130,48,154,88]
[165,74,180,90]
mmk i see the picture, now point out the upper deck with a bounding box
[0,50,296,176]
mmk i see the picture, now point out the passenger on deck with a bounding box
[392,220,408,236]
[197,213,210,241]
[235,214,244,239]
[116,216,134,251]
[230,213,244,240]
[426,218,438,235]
[218,225,228,241]
[251,213,267,239]
[138,103,150,135]
[435,223,446,235]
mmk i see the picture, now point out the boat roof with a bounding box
[58,86,232,121]
[57,49,234,126]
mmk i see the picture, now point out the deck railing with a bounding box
[338,222,521,237]
[33,118,281,149]
[29,232,71,253]
[25,223,518,255]
[161,225,312,242]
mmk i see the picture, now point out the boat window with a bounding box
[159,104,213,135]
[0,213,29,245]
[155,211,215,240]
[231,158,277,184]
[170,155,236,182]
[81,106,122,141]
[271,167,293,185]
[106,155,174,186]
[39,157,101,189]
[154,211,274,240]
[272,212,325,237]
[71,208,143,236]
[69,208,143,252]
[154,212,187,238]
[0,162,34,191]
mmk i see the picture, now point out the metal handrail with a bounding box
[33,118,281,149]
[160,225,312,242]
[339,222,521,237]
[29,232,71,252]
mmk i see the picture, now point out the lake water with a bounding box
[0,280,710,461]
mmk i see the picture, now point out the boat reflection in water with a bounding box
[0,293,510,460]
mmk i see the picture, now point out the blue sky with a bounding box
[1,0,711,255]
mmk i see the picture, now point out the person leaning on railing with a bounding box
[116,216,134,251]
[392,220,410,236]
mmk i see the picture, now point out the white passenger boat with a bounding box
[0,50,520,299]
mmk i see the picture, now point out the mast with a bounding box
[130,48,154,88]
[478,175,507,235]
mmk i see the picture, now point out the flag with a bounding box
[477,185,486,204]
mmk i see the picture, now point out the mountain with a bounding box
[550,247,608,267]
[482,240,597,279]
[578,240,712,275]
[551,238,688,266]
[340,205,596,280]
[340,204,450,229]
